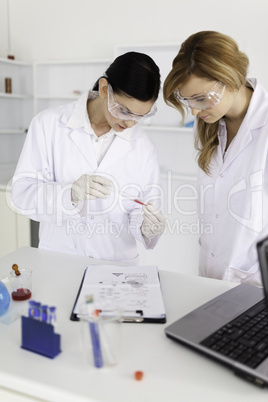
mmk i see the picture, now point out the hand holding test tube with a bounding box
[111,188,165,238]
[141,201,166,239]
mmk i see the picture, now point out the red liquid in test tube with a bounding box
[134,199,147,206]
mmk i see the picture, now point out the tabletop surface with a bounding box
[0,247,267,402]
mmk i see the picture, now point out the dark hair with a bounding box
[93,51,161,101]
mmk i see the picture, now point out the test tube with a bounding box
[28,300,41,320]
[28,300,37,318]
[34,302,41,320]
[48,306,57,326]
[41,305,48,323]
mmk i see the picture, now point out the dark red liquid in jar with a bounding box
[12,288,31,301]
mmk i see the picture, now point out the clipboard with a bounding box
[70,265,166,323]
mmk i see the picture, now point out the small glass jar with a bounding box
[10,268,32,301]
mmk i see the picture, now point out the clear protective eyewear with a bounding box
[173,81,226,110]
[107,84,157,122]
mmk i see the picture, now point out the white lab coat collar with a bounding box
[68,128,133,172]
[218,79,268,133]
[62,91,137,171]
[243,78,268,130]
[216,78,268,174]
[64,90,132,142]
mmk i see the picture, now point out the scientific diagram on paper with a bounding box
[73,265,166,321]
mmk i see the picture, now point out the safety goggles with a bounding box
[173,81,226,110]
[107,84,157,122]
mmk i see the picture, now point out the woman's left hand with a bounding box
[141,201,166,239]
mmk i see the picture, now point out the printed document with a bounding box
[71,265,166,323]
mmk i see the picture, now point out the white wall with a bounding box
[0,0,268,88]
[0,0,268,274]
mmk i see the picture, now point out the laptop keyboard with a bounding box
[200,299,268,368]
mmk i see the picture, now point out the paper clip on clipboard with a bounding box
[96,309,144,322]
[95,309,166,323]
[90,309,144,323]
[122,310,166,324]
[118,310,144,323]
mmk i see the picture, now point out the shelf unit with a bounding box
[0,57,33,165]
[33,59,111,114]
[0,92,31,99]
[0,58,33,255]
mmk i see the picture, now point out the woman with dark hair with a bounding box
[163,31,268,286]
[12,52,165,262]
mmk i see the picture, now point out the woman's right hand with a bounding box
[71,174,113,205]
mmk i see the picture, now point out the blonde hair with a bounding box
[163,31,249,174]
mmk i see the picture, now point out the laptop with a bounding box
[165,236,268,387]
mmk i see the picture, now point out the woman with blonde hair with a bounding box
[164,31,268,286]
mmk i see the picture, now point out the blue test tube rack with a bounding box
[21,316,61,358]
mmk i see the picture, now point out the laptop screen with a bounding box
[257,236,268,303]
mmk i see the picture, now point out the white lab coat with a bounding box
[12,94,162,262]
[198,79,268,286]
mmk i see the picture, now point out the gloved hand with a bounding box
[71,174,113,205]
[141,201,166,239]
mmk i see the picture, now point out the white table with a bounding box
[0,247,267,402]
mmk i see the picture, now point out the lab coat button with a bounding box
[220,174,223,178]
[216,214,219,218]
[211,253,215,257]
[90,216,94,220]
